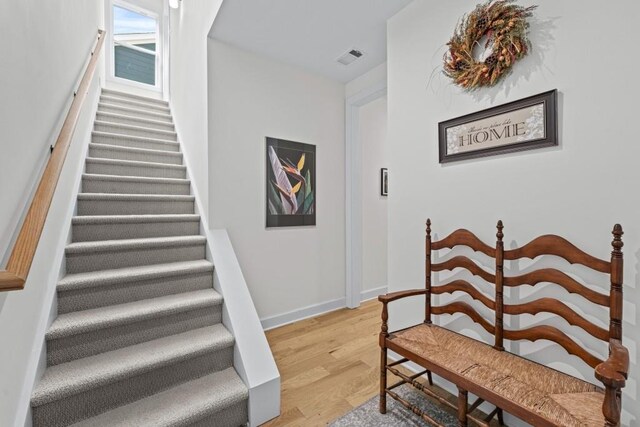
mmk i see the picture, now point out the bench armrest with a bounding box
[378,289,428,305]
[595,339,629,388]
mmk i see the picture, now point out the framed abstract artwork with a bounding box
[266,137,316,227]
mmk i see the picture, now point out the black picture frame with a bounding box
[438,89,558,164]
[266,137,316,228]
[380,168,388,196]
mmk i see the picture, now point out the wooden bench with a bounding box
[378,220,629,427]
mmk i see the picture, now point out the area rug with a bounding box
[329,385,458,426]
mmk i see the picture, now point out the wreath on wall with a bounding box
[444,0,537,90]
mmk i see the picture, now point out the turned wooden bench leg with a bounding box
[457,387,468,427]
[379,346,387,414]
[603,386,621,427]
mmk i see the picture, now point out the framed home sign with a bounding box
[438,89,558,163]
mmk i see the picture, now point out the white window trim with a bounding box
[107,0,163,92]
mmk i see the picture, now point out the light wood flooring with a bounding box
[262,299,502,427]
[262,299,382,426]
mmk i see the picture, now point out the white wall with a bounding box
[359,96,388,294]
[0,1,102,266]
[169,0,223,220]
[346,62,387,99]
[387,1,639,425]
[0,2,104,424]
[207,39,346,321]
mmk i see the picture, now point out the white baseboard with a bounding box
[261,297,347,331]
[261,286,388,331]
[361,286,387,302]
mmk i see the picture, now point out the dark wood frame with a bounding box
[438,90,558,164]
[379,220,629,426]
[265,137,316,228]
[380,168,388,196]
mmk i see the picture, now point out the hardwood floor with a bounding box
[262,299,382,426]
[262,299,503,427]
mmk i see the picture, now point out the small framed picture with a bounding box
[380,168,388,196]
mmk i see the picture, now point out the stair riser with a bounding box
[31,347,234,427]
[94,123,177,141]
[47,306,222,365]
[66,243,206,274]
[92,133,180,152]
[85,161,186,179]
[98,104,173,123]
[73,220,199,242]
[89,145,183,165]
[77,198,194,216]
[96,113,175,132]
[82,178,191,196]
[57,271,214,314]
[100,96,170,114]
[101,91,169,107]
[190,401,249,427]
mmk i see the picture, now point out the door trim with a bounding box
[345,80,387,309]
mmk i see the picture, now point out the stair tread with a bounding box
[101,89,169,106]
[92,131,180,148]
[72,214,199,225]
[94,120,177,137]
[58,260,213,291]
[31,324,234,406]
[66,235,206,254]
[90,142,183,157]
[98,103,173,120]
[48,289,222,339]
[69,367,247,427]
[77,193,194,201]
[83,173,190,185]
[100,95,170,112]
[85,157,186,170]
[96,111,174,128]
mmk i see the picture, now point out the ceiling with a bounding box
[208,0,413,83]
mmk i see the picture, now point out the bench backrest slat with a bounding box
[503,325,604,368]
[432,256,496,283]
[432,228,496,257]
[504,235,611,273]
[431,280,495,310]
[432,301,495,335]
[504,298,609,341]
[425,219,622,370]
[503,269,610,306]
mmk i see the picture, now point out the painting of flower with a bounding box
[266,137,316,227]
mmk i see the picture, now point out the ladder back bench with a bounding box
[378,220,629,427]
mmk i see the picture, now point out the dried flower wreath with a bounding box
[444,0,536,90]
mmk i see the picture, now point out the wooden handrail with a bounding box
[0,29,105,292]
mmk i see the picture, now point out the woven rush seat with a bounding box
[390,324,605,426]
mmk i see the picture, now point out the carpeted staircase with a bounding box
[30,88,249,427]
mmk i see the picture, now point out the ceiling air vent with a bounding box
[337,49,364,66]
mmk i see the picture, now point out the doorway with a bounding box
[346,81,388,308]
[107,1,162,92]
